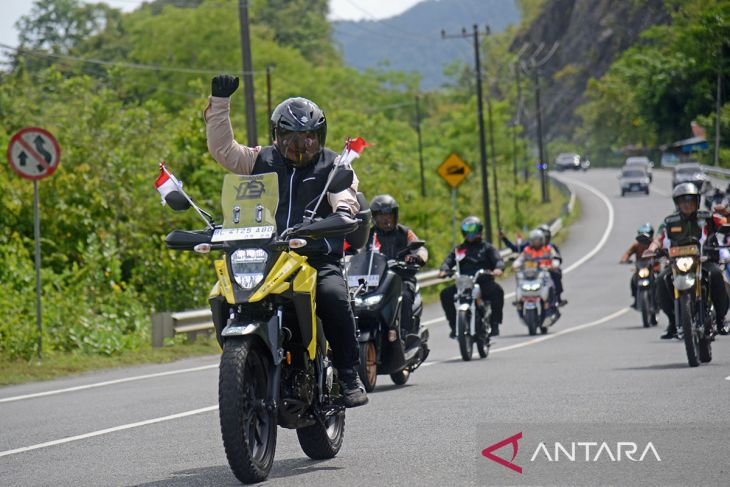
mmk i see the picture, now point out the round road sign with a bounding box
[7,127,61,181]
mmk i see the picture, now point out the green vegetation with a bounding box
[0,0,564,367]
[576,0,730,165]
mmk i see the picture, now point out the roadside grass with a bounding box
[0,336,221,386]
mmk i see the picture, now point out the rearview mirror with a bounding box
[165,191,192,211]
[635,233,652,245]
[407,240,425,250]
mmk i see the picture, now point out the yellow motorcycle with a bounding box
[164,167,368,483]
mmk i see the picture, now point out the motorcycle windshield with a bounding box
[347,251,388,289]
[212,173,279,242]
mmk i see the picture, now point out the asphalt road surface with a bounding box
[1,169,729,486]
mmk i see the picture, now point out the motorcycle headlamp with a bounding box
[521,282,541,291]
[673,274,696,291]
[230,248,268,289]
[675,257,695,273]
[354,294,383,307]
[638,268,650,278]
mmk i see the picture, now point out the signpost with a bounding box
[7,127,61,360]
[437,153,471,245]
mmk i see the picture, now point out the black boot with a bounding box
[338,368,368,408]
[448,322,455,339]
[660,321,677,339]
[489,323,500,337]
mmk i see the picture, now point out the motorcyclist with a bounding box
[644,183,729,339]
[204,75,368,407]
[620,223,655,309]
[367,194,428,335]
[512,229,561,312]
[438,216,505,337]
[501,224,566,306]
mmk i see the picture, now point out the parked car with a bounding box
[555,152,590,171]
[672,162,708,189]
[624,156,653,182]
[619,167,650,196]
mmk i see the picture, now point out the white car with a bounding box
[624,156,653,182]
[555,152,589,171]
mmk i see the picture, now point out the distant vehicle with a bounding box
[619,167,650,196]
[624,156,653,182]
[554,152,589,171]
[672,162,707,189]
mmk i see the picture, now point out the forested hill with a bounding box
[333,0,521,90]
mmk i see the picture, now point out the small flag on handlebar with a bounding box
[338,137,369,166]
[154,162,183,205]
[372,233,381,253]
[456,247,467,262]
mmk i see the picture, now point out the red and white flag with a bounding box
[372,233,381,253]
[455,247,467,262]
[338,137,369,166]
[154,162,183,205]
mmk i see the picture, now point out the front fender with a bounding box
[457,303,471,312]
[357,329,373,342]
[222,315,279,364]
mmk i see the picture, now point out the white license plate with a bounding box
[348,275,380,288]
[211,226,274,242]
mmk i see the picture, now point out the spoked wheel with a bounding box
[525,308,538,336]
[457,309,474,361]
[476,316,489,359]
[678,294,700,367]
[297,406,345,460]
[357,341,377,392]
[219,338,277,484]
[390,367,410,385]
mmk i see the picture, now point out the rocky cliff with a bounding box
[511,0,671,143]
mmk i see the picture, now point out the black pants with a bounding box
[440,277,504,329]
[656,262,729,331]
[400,280,417,335]
[313,259,359,370]
[550,269,564,298]
[630,272,638,299]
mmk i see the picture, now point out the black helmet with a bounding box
[370,194,399,231]
[461,216,483,239]
[637,222,654,238]
[270,97,327,166]
[537,223,551,243]
[672,182,700,210]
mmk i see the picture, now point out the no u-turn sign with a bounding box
[7,127,61,180]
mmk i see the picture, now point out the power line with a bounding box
[0,42,261,75]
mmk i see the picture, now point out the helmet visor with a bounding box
[461,222,481,238]
[277,129,320,165]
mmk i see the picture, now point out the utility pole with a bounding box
[715,57,722,167]
[238,0,257,145]
[415,95,426,198]
[442,24,493,243]
[266,65,273,144]
[520,42,559,203]
[486,89,501,232]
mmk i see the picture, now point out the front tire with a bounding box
[678,294,700,367]
[457,309,474,361]
[638,289,651,328]
[219,338,277,484]
[525,308,539,336]
[357,341,377,392]
[297,408,345,460]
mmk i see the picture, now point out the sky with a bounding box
[0,0,425,49]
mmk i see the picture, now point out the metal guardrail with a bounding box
[702,165,730,179]
[150,176,576,346]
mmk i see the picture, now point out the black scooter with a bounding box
[347,241,430,391]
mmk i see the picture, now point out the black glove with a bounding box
[211,75,239,98]
[405,255,424,266]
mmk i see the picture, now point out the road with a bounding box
[1,169,729,486]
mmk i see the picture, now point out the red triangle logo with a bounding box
[481,432,523,474]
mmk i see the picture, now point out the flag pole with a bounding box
[160,163,215,230]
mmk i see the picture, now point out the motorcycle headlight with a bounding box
[675,257,695,273]
[355,294,383,307]
[521,282,541,291]
[638,268,650,278]
[230,248,268,289]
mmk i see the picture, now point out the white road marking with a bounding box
[0,405,219,458]
[0,364,218,404]
[653,187,670,197]
[420,307,630,367]
[0,306,632,457]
